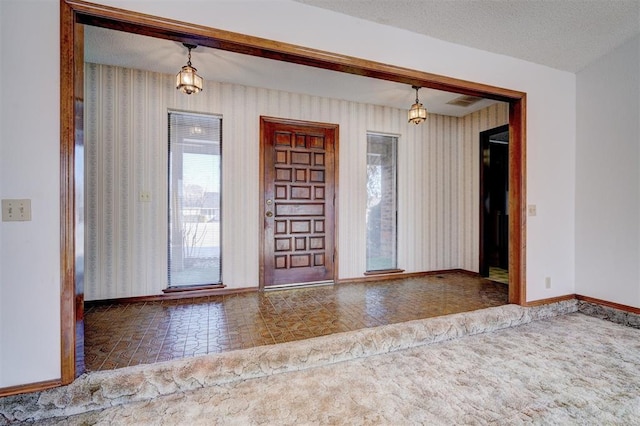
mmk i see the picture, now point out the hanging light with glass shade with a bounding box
[176,44,203,95]
[407,85,427,125]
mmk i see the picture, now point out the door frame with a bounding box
[259,116,339,289]
[479,124,510,278]
[61,0,526,385]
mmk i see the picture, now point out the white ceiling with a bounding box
[85,1,640,117]
[294,0,640,73]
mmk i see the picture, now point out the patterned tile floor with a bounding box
[84,271,509,371]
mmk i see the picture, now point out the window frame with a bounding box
[364,132,402,275]
[167,110,223,289]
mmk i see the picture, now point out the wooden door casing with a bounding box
[260,117,338,288]
[58,2,526,394]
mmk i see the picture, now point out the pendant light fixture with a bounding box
[407,85,427,125]
[176,44,203,95]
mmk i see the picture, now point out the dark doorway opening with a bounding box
[480,125,509,283]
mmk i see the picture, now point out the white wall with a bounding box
[576,35,640,307]
[0,0,4,386]
[0,0,62,387]
[0,0,576,387]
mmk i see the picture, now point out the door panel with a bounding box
[261,117,337,287]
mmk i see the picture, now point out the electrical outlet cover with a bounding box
[2,199,32,221]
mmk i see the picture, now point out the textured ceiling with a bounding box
[294,0,640,72]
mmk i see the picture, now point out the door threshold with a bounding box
[264,280,335,291]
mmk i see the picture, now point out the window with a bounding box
[366,133,398,272]
[168,111,222,287]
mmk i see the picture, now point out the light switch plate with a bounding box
[2,199,32,221]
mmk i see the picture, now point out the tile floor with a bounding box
[84,271,508,371]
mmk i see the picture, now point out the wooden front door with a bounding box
[260,117,337,288]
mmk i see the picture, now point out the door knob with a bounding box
[265,211,273,217]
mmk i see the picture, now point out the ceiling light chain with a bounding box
[176,43,204,95]
[408,85,427,125]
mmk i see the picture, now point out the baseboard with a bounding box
[336,268,477,285]
[576,295,640,314]
[524,294,577,307]
[85,286,258,306]
[0,378,62,398]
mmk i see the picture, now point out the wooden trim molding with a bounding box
[0,379,62,399]
[60,0,79,387]
[508,97,527,305]
[523,294,576,307]
[65,1,522,103]
[58,0,527,394]
[576,295,640,315]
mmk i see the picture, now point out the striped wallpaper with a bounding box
[84,62,508,300]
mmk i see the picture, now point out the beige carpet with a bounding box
[3,302,640,424]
